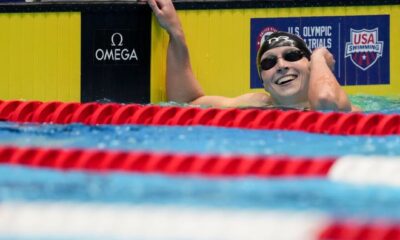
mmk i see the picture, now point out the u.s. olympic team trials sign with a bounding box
[250,15,389,88]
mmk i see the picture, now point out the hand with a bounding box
[147,0,182,35]
[311,47,335,72]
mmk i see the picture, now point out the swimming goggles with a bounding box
[260,49,305,71]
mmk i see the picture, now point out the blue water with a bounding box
[0,122,400,157]
[1,165,400,220]
[165,95,400,113]
[349,95,400,113]
[1,95,400,233]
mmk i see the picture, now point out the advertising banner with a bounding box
[250,15,390,89]
[82,11,151,103]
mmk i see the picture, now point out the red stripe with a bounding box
[318,221,400,240]
[0,146,335,177]
[1,100,400,135]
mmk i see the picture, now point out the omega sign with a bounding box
[95,32,138,64]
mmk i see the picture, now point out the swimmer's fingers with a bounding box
[312,47,335,71]
[323,49,335,72]
[147,0,162,15]
[147,0,180,32]
[148,0,173,19]
[329,59,335,72]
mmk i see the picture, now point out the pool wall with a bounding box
[0,1,399,103]
[151,2,400,102]
[0,3,151,103]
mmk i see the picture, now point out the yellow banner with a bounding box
[0,12,80,102]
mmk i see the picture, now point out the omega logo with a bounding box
[95,32,139,62]
[111,32,123,47]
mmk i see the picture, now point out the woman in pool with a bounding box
[147,0,359,111]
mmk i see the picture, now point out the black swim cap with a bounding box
[257,31,311,78]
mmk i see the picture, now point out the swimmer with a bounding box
[147,0,359,111]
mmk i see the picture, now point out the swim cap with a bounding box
[256,31,311,78]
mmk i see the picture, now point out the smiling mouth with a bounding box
[274,75,297,86]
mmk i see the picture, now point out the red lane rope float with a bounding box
[0,146,335,177]
[1,100,400,135]
[318,221,400,240]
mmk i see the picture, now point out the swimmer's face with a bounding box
[260,46,310,105]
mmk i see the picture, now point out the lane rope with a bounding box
[2,145,400,187]
[0,145,335,177]
[0,100,399,135]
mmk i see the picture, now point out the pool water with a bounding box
[1,94,400,239]
[161,95,400,112]
[349,95,400,113]
[1,122,400,157]
[1,166,400,220]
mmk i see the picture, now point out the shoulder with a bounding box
[231,92,272,107]
[351,104,362,112]
[190,93,272,108]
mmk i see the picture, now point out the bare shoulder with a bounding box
[231,92,272,107]
[190,93,272,108]
[351,105,362,112]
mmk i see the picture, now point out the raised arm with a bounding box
[308,48,357,111]
[147,0,271,107]
[148,0,204,103]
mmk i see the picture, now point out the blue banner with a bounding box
[250,15,390,88]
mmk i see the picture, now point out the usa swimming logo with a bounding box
[345,28,384,71]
